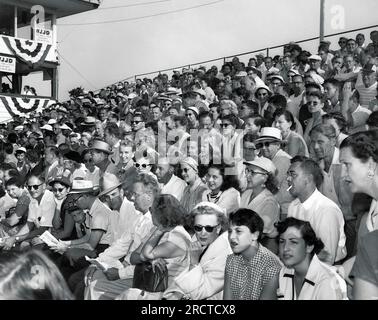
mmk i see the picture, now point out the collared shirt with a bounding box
[108,197,136,242]
[241,188,279,237]
[288,189,347,265]
[88,198,113,245]
[277,254,347,300]
[27,190,56,228]
[97,210,154,279]
[355,73,378,108]
[161,174,187,201]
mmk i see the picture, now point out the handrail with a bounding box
[97,24,378,91]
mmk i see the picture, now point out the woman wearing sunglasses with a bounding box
[240,157,280,254]
[48,172,78,242]
[303,91,326,146]
[180,157,208,214]
[202,164,240,216]
[163,202,232,300]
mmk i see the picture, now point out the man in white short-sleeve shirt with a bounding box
[1,175,56,249]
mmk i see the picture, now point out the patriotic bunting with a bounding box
[2,36,52,67]
[0,94,55,122]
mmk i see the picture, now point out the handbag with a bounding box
[132,262,168,292]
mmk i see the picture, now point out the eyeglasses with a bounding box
[27,183,43,191]
[308,101,319,106]
[257,93,268,97]
[52,187,66,193]
[180,168,190,173]
[256,141,273,149]
[221,123,233,128]
[194,224,219,233]
[134,163,150,168]
[132,120,142,124]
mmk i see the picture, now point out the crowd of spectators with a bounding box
[0,31,378,300]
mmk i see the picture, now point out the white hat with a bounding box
[60,124,72,131]
[187,106,199,116]
[254,85,272,97]
[16,147,27,153]
[69,180,95,194]
[98,173,122,197]
[235,71,247,77]
[48,119,57,125]
[40,124,53,131]
[14,125,24,131]
[270,75,285,83]
[243,156,277,175]
[309,54,322,61]
[254,127,282,144]
[127,93,138,100]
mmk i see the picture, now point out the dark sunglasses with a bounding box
[194,224,219,233]
[256,141,273,148]
[221,123,232,128]
[180,168,190,173]
[27,183,43,191]
[52,187,66,193]
[132,120,142,124]
[135,163,150,168]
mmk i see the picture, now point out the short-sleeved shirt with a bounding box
[352,230,378,286]
[87,198,113,245]
[27,190,56,228]
[225,244,282,300]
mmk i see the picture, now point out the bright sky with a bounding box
[26,0,378,100]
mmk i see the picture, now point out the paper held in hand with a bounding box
[39,231,59,247]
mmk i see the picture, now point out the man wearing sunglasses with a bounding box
[2,175,56,250]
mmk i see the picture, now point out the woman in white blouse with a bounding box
[276,217,347,300]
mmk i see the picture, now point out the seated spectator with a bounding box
[200,163,240,215]
[116,194,192,300]
[223,209,282,300]
[0,177,30,238]
[163,202,231,300]
[180,157,208,213]
[287,157,346,265]
[274,109,309,157]
[241,157,280,253]
[276,217,347,300]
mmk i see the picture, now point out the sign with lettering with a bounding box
[0,54,16,73]
[34,27,52,44]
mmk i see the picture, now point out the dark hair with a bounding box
[267,95,287,109]
[151,194,190,228]
[275,217,324,255]
[243,132,259,143]
[220,114,239,128]
[45,146,60,158]
[133,173,160,196]
[273,109,296,130]
[5,177,23,188]
[366,111,378,128]
[307,90,323,101]
[7,132,18,144]
[173,115,187,127]
[310,124,337,140]
[340,130,378,163]
[324,78,341,90]
[5,169,20,181]
[199,111,211,120]
[246,115,266,129]
[4,142,13,155]
[265,171,279,195]
[206,163,240,192]
[290,156,324,188]
[105,122,120,139]
[229,209,264,241]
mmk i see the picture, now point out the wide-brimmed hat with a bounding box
[243,156,277,175]
[80,116,96,126]
[89,140,113,154]
[98,173,123,197]
[63,150,83,163]
[254,127,282,144]
[40,124,53,131]
[15,147,27,153]
[69,179,95,194]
